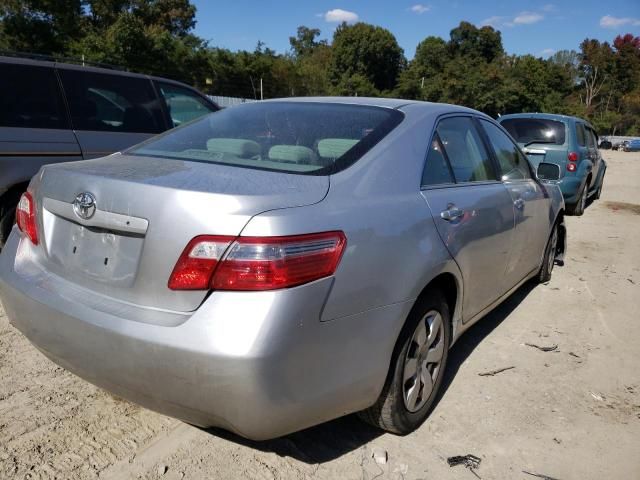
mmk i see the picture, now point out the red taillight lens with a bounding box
[567,151,578,162]
[169,231,347,291]
[16,192,38,245]
[168,235,234,290]
[213,232,346,291]
[567,163,577,172]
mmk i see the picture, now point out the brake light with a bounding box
[567,163,577,172]
[169,231,347,291]
[168,236,234,290]
[16,192,38,245]
[568,151,579,162]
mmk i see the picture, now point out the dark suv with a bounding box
[0,55,219,246]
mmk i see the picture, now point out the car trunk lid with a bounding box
[33,153,329,312]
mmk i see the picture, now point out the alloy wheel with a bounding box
[402,310,445,412]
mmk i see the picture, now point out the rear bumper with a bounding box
[0,231,410,440]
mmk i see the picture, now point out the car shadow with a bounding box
[201,280,538,464]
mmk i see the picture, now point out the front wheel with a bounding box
[358,290,450,435]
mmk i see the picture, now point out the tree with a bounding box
[329,22,404,93]
[289,26,326,58]
[449,21,503,62]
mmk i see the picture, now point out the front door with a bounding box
[420,116,515,321]
[479,119,550,284]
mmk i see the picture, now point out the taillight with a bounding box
[169,231,347,291]
[16,192,38,245]
[168,235,234,290]
[568,151,579,162]
[567,163,577,172]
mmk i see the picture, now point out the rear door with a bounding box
[421,116,515,321]
[57,67,167,159]
[478,119,549,285]
[0,61,82,192]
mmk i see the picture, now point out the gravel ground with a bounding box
[1,150,639,480]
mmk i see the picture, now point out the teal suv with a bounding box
[499,113,606,215]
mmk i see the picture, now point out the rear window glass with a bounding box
[500,118,566,146]
[128,102,404,175]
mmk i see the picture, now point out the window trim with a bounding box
[475,117,535,183]
[421,113,501,190]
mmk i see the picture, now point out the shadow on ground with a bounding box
[203,280,538,464]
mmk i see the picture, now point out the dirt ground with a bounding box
[1,150,639,480]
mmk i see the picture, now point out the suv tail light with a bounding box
[169,231,347,291]
[567,151,579,162]
[16,191,38,245]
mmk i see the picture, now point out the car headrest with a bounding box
[206,138,261,158]
[317,138,359,159]
[268,145,318,164]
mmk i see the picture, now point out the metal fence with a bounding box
[207,95,258,108]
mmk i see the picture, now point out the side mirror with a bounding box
[537,162,561,181]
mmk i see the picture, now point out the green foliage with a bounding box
[0,3,639,134]
[329,22,404,93]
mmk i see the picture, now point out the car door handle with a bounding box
[514,198,525,210]
[440,205,464,221]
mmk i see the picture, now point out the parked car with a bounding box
[613,140,629,151]
[498,113,606,215]
[599,139,612,149]
[0,54,219,248]
[0,99,566,440]
[623,139,640,152]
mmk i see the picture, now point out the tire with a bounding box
[358,289,450,435]
[594,172,604,200]
[568,183,588,216]
[536,222,559,283]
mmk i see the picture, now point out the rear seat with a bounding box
[206,138,261,158]
[268,145,318,164]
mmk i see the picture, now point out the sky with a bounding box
[190,0,640,59]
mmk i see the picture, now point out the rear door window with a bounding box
[422,133,454,186]
[0,63,68,129]
[58,69,165,133]
[576,123,587,146]
[480,120,531,181]
[501,118,566,146]
[155,82,217,127]
[436,117,497,183]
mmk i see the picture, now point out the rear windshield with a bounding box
[128,102,404,175]
[500,118,566,146]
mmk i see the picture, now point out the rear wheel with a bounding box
[358,290,450,435]
[569,183,588,216]
[536,223,559,283]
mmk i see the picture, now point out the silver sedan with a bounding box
[0,98,565,440]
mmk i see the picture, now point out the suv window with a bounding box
[422,133,454,186]
[501,118,566,146]
[586,127,598,148]
[58,69,165,134]
[576,123,586,146]
[0,63,68,130]
[480,120,531,181]
[155,82,216,127]
[436,117,496,183]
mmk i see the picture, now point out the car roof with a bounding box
[262,97,486,116]
[0,54,199,90]
[499,112,593,126]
